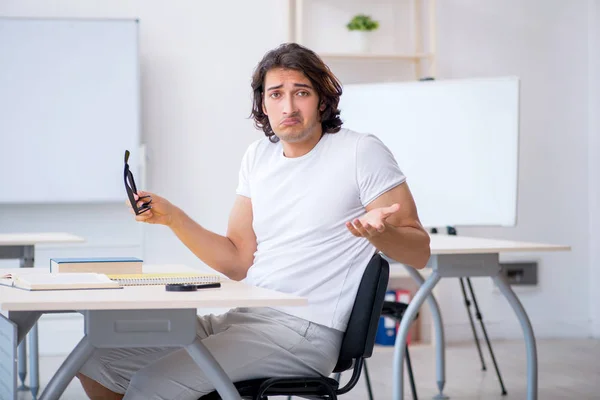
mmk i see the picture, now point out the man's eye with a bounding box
[297,91,309,97]
[269,92,280,99]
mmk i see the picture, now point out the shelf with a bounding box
[318,52,433,61]
[287,0,437,79]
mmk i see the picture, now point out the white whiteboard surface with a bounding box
[339,77,519,227]
[0,18,140,203]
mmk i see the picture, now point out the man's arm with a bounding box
[347,182,431,269]
[168,195,257,281]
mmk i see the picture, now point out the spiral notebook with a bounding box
[106,273,221,286]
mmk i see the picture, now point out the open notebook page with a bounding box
[0,272,121,290]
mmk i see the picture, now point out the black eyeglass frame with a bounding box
[124,150,152,215]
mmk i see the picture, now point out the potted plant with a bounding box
[346,14,380,53]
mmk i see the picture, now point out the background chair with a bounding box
[200,252,390,400]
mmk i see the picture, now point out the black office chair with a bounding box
[200,253,390,400]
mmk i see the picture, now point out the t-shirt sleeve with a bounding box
[356,134,407,207]
[235,142,256,198]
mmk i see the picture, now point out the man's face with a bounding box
[262,68,324,143]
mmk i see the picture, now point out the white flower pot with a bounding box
[350,30,371,53]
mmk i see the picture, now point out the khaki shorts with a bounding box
[79,307,344,400]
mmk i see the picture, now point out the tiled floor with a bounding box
[17,339,600,399]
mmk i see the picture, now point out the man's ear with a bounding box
[262,95,268,115]
[319,101,326,112]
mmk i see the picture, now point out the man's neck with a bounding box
[281,131,324,158]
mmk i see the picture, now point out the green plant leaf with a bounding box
[346,14,380,31]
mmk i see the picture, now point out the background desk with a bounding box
[0,265,306,400]
[392,235,570,400]
[0,232,84,398]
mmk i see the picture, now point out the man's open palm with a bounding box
[346,203,401,238]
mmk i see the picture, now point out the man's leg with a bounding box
[76,346,178,397]
[124,308,342,400]
[76,372,124,400]
[76,313,225,398]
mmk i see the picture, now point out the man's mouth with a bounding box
[280,117,301,126]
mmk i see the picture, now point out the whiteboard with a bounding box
[339,77,520,227]
[0,18,140,203]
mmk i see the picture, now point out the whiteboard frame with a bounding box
[0,17,142,204]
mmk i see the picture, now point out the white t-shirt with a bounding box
[236,128,406,331]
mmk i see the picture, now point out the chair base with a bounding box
[200,376,340,400]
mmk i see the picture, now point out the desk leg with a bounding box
[492,275,537,400]
[38,336,94,400]
[18,340,29,391]
[404,266,448,399]
[7,245,36,394]
[393,272,441,400]
[186,337,242,400]
[8,311,42,346]
[8,311,42,399]
[21,246,41,400]
[29,323,40,399]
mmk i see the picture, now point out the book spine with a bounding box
[52,262,142,275]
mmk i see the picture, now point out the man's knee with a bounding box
[76,373,124,400]
[128,366,213,400]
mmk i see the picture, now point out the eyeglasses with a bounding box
[124,150,152,215]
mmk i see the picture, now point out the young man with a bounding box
[77,42,430,400]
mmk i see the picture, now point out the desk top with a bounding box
[387,235,570,278]
[0,232,85,246]
[429,234,571,255]
[0,265,307,312]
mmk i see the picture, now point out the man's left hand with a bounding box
[346,203,401,238]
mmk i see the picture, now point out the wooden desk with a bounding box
[0,265,306,400]
[0,232,84,398]
[391,234,571,400]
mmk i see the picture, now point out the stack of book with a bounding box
[50,257,143,274]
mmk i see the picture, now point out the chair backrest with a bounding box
[333,253,390,372]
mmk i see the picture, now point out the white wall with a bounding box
[430,0,592,341]
[0,0,596,356]
[589,0,600,338]
[0,0,288,355]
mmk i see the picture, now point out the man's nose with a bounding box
[282,95,296,114]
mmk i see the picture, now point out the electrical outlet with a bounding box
[500,262,538,285]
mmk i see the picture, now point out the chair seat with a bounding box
[200,376,340,400]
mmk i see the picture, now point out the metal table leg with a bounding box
[17,340,29,391]
[9,311,42,345]
[404,266,448,399]
[492,275,537,400]
[6,311,42,400]
[393,272,442,400]
[20,246,40,400]
[2,244,37,396]
[186,337,242,400]
[38,336,95,400]
[29,323,40,399]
